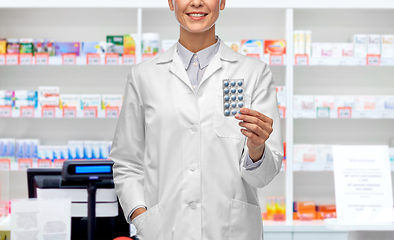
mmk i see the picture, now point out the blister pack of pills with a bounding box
[222,79,244,116]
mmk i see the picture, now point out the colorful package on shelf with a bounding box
[52,146,68,160]
[312,43,333,58]
[314,95,336,111]
[81,41,106,55]
[162,40,177,53]
[106,35,124,56]
[81,94,101,109]
[332,43,353,57]
[0,40,6,54]
[381,35,394,58]
[38,86,60,98]
[376,96,394,110]
[59,94,81,110]
[44,39,56,56]
[367,35,381,55]
[15,139,40,160]
[264,40,286,57]
[355,96,376,110]
[91,141,100,159]
[316,205,336,220]
[13,90,38,109]
[20,39,34,54]
[352,34,367,58]
[0,139,15,161]
[124,34,138,55]
[68,141,84,159]
[276,86,286,108]
[265,197,286,221]
[295,201,316,221]
[37,146,54,160]
[99,141,110,159]
[0,90,14,99]
[294,95,315,111]
[241,39,263,59]
[336,96,356,109]
[38,86,60,108]
[316,145,333,163]
[225,42,240,53]
[142,33,160,55]
[55,42,80,56]
[101,94,123,110]
[294,145,317,163]
[6,39,20,54]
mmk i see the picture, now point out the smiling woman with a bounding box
[110,0,284,239]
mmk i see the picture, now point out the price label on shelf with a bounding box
[338,107,352,119]
[62,54,76,65]
[6,54,19,65]
[295,54,309,65]
[106,107,119,118]
[0,106,12,117]
[19,53,33,65]
[20,106,35,118]
[0,159,11,171]
[63,107,77,118]
[316,107,330,118]
[105,53,119,65]
[299,163,310,171]
[323,164,333,171]
[279,106,286,118]
[38,159,52,168]
[87,53,101,65]
[0,54,5,65]
[123,54,136,65]
[269,54,284,65]
[42,107,56,118]
[367,54,380,66]
[83,106,97,118]
[54,159,66,168]
[35,53,49,65]
[18,158,32,170]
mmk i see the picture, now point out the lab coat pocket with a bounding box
[132,204,165,240]
[213,93,251,140]
[229,199,263,240]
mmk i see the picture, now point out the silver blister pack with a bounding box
[222,79,244,117]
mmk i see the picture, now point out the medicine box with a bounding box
[276,86,286,108]
[241,39,263,59]
[264,40,286,57]
[59,94,81,109]
[81,95,101,109]
[225,42,241,53]
[381,35,394,58]
[352,35,367,58]
[294,96,315,111]
[355,96,376,110]
[315,96,336,110]
[106,35,124,55]
[55,42,81,56]
[294,145,317,163]
[101,94,123,110]
[367,35,381,55]
[312,43,333,58]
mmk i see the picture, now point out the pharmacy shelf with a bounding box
[0,108,119,119]
[293,162,333,171]
[264,220,347,233]
[1,0,394,9]
[325,218,394,231]
[295,57,394,66]
[293,110,394,119]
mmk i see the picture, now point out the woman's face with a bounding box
[169,0,226,33]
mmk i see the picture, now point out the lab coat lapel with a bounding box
[169,54,194,91]
[200,54,222,87]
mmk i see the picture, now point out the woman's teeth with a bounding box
[189,14,206,17]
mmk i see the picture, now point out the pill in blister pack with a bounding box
[223,79,244,117]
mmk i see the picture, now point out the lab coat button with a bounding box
[189,202,197,210]
[198,90,203,97]
[191,126,198,132]
[189,164,197,171]
[193,62,198,67]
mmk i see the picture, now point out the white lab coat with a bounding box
[110,40,283,240]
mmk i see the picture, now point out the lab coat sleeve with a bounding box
[240,62,284,189]
[109,67,146,224]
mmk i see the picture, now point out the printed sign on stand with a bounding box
[62,53,76,65]
[83,106,97,118]
[105,106,119,118]
[0,159,11,171]
[87,53,101,65]
[41,107,56,118]
[338,107,352,119]
[19,53,33,65]
[18,158,33,170]
[367,54,380,66]
[270,54,284,65]
[37,159,52,168]
[295,54,309,65]
[0,106,12,117]
[105,53,119,65]
[20,106,35,118]
[0,54,5,65]
[35,53,49,65]
[333,145,394,224]
[63,106,77,118]
[123,54,136,65]
[6,54,19,65]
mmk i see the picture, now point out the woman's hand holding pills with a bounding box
[235,108,274,162]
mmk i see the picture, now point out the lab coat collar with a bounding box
[157,39,238,91]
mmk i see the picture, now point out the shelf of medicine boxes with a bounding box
[0,55,286,66]
[0,108,120,118]
[293,108,394,119]
[294,57,394,66]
